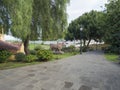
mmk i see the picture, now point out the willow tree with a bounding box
[50,0,70,40]
[0,0,9,34]
[32,0,70,40]
[3,0,33,54]
[2,0,69,54]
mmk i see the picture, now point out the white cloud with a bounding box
[67,0,108,23]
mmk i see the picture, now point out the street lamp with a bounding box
[80,27,83,54]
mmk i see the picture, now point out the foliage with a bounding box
[65,10,105,49]
[104,46,120,54]
[65,20,80,41]
[0,50,12,63]
[0,0,9,34]
[62,45,78,53]
[0,52,77,70]
[15,53,26,62]
[89,44,109,51]
[29,44,50,50]
[3,0,33,41]
[3,0,33,54]
[24,55,37,63]
[31,0,70,40]
[30,50,37,55]
[82,46,88,52]
[2,0,69,54]
[34,45,44,51]
[105,0,120,54]
[37,50,53,61]
[105,53,119,62]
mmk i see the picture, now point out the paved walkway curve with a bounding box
[0,51,120,90]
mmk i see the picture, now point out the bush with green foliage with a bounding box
[71,51,78,55]
[15,53,26,62]
[30,50,37,55]
[41,42,44,45]
[37,50,53,61]
[34,45,44,51]
[104,46,120,54]
[82,46,88,52]
[0,50,12,63]
[62,45,76,52]
[104,0,120,54]
[24,55,37,63]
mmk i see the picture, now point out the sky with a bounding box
[67,0,108,23]
[4,0,108,40]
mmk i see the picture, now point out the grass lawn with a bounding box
[0,62,41,70]
[105,53,119,62]
[53,52,77,60]
[29,43,50,50]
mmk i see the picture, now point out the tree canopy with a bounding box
[1,0,120,54]
[65,0,120,54]
[32,0,70,40]
[0,0,9,34]
[1,0,69,54]
[105,0,120,54]
[3,0,33,41]
[65,10,105,48]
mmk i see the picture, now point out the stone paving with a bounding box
[0,51,120,90]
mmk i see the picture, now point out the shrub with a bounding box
[104,46,120,54]
[69,45,76,49]
[24,55,37,63]
[34,45,44,51]
[15,53,26,62]
[0,50,12,63]
[62,45,76,52]
[29,50,37,55]
[88,47,94,51]
[37,50,53,61]
[41,42,44,45]
[71,51,78,55]
[82,46,88,52]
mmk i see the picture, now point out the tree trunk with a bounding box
[83,39,86,47]
[86,39,91,48]
[23,35,29,55]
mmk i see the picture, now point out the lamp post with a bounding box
[80,27,83,54]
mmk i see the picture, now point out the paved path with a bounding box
[0,51,120,90]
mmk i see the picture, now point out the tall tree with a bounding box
[2,0,69,54]
[32,0,70,40]
[31,0,51,40]
[51,0,70,40]
[105,0,120,54]
[0,0,9,34]
[66,10,105,48]
[3,0,33,54]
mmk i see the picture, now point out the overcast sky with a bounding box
[67,0,108,23]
